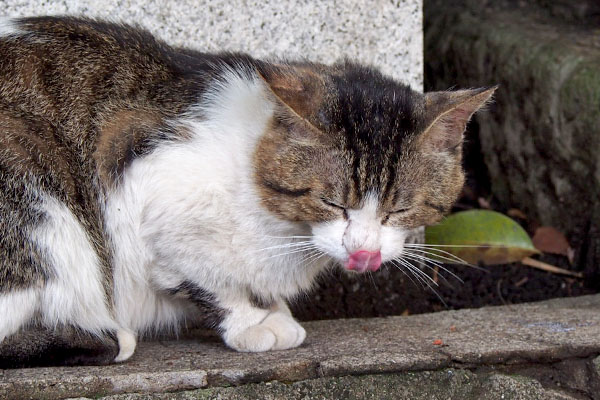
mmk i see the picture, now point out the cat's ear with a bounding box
[420,86,497,152]
[257,66,326,123]
[258,66,330,146]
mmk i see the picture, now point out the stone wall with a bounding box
[1,0,423,89]
[424,0,600,276]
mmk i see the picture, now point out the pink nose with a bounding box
[345,250,382,273]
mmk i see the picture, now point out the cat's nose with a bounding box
[345,250,382,273]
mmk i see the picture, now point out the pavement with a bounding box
[1,295,599,399]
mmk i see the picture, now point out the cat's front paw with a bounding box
[228,312,306,352]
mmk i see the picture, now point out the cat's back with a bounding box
[0,17,184,295]
[0,17,261,186]
[0,17,202,192]
[0,16,191,127]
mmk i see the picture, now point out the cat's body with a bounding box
[0,16,494,367]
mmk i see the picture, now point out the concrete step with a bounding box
[1,295,599,399]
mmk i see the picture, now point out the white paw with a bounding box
[228,312,306,352]
[114,329,137,362]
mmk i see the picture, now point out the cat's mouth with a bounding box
[343,250,382,273]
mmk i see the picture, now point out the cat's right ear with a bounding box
[257,66,329,145]
[257,66,326,124]
[420,86,497,153]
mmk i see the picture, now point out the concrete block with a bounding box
[1,0,423,89]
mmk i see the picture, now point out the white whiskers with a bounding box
[255,236,326,268]
[387,242,493,306]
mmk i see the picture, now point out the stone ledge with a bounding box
[85,369,592,400]
[1,295,599,399]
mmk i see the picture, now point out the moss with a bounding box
[560,59,600,125]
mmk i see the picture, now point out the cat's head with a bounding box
[253,61,495,273]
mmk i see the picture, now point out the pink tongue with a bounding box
[345,250,382,273]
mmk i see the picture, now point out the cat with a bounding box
[0,16,495,367]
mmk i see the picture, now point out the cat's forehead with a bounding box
[324,63,424,142]
[258,62,434,206]
[297,65,428,204]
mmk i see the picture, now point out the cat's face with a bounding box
[254,62,495,272]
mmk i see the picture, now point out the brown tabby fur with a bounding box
[255,66,495,228]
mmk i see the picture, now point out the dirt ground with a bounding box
[292,257,593,321]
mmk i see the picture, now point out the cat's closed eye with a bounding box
[319,197,350,220]
[381,206,412,224]
[320,197,346,210]
[390,207,412,214]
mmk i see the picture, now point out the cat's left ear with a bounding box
[420,86,498,152]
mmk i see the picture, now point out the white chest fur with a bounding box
[104,71,329,334]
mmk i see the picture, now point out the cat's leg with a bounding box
[167,281,304,352]
[220,295,306,352]
[0,288,39,342]
[0,289,123,367]
[26,193,124,365]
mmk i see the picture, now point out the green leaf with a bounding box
[424,210,540,265]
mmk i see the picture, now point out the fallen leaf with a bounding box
[425,210,539,265]
[507,208,527,220]
[532,226,571,257]
[433,339,443,345]
[521,257,583,278]
[449,326,457,332]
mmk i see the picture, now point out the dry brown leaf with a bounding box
[507,208,527,220]
[521,257,583,278]
[532,226,571,256]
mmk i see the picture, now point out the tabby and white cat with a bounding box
[0,16,494,367]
